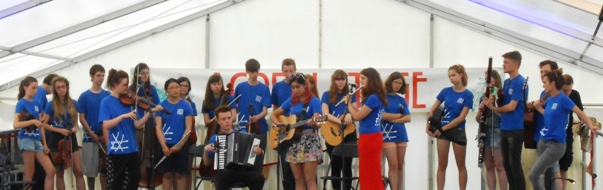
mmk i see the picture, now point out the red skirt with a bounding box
[359,132,384,190]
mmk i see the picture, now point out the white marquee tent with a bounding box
[0,0,603,189]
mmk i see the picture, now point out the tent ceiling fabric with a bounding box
[0,0,228,88]
[0,0,53,19]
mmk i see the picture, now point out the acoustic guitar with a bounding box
[320,115,356,146]
[268,115,327,150]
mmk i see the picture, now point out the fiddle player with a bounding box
[154,78,193,190]
[42,76,86,190]
[234,59,270,173]
[203,106,265,190]
[99,69,161,190]
[78,64,110,190]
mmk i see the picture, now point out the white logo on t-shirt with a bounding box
[509,89,514,95]
[552,103,558,110]
[34,106,39,112]
[457,98,464,104]
[177,109,184,115]
[255,95,262,103]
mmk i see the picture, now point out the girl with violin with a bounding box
[270,73,323,190]
[13,76,56,190]
[177,76,198,190]
[381,72,411,190]
[41,76,86,190]
[201,74,236,132]
[129,63,161,120]
[476,70,507,190]
[426,64,473,190]
[155,78,194,190]
[345,68,386,190]
[78,64,109,190]
[528,69,598,190]
[99,69,161,190]
[320,70,358,190]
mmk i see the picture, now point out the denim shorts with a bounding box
[18,138,43,153]
[485,128,501,149]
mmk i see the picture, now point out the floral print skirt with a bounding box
[286,129,323,164]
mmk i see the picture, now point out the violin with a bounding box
[246,103,260,134]
[17,111,37,133]
[119,90,171,114]
[186,97,198,144]
[54,120,73,169]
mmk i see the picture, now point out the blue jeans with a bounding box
[501,130,526,190]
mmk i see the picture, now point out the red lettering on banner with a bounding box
[401,72,410,102]
[412,72,427,108]
[229,72,271,95]
[272,72,284,85]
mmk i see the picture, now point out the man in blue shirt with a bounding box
[34,73,57,114]
[234,59,270,175]
[270,58,297,190]
[203,106,265,190]
[78,64,110,190]
[486,51,528,190]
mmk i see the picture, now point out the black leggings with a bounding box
[325,133,357,190]
[107,152,141,190]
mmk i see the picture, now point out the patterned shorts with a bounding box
[286,129,323,164]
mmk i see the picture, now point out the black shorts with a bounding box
[559,138,574,171]
[436,127,467,146]
[48,132,80,152]
[155,143,190,174]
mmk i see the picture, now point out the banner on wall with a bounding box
[142,68,503,113]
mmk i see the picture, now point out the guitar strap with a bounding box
[300,102,312,132]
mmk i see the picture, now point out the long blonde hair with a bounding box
[51,76,78,127]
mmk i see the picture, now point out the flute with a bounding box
[154,130,192,169]
[335,85,364,106]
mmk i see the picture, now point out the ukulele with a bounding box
[268,115,327,150]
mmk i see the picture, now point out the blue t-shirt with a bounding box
[190,101,198,116]
[534,91,547,141]
[540,93,575,143]
[383,93,411,133]
[98,96,139,155]
[201,95,236,119]
[321,91,357,118]
[280,97,322,130]
[15,99,42,141]
[78,89,110,142]
[358,94,384,134]
[44,100,79,130]
[234,82,271,133]
[156,99,194,144]
[500,75,528,131]
[131,85,160,121]
[34,86,48,111]
[271,81,292,108]
[436,87,474,129]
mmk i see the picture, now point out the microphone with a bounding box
[335,85,364,106]
[349,83,358,89]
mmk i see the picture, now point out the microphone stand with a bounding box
[338,84,355,189]
[136,70,156,190]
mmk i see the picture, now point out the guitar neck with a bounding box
[289,118,311,129]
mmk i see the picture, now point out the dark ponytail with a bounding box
[544,68,565,90]
[18,76,38,100]
[106,69,129,90]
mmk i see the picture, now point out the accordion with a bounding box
[213,132,261,170]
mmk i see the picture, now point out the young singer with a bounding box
[321,70,357,190]
[346,68,386,190]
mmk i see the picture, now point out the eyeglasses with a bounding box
[289,73,306,81]
[393,81,404,86]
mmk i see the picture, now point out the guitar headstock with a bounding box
[312,115,328,125]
